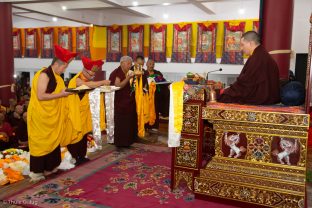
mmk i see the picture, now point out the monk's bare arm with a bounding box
[76,78,111,88]
[37,73,71,101]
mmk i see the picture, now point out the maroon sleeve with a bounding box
[109,70,117,86]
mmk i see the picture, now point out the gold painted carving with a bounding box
[202,108,309,127]
[175,138,198,168]
[174,170,193,191]
[203,158,306,182]
[182,104,200,135]
[194,178,304,208]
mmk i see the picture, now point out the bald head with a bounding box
[241,31,260,45]
[240,31,261,56]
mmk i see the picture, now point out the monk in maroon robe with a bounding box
[218,31,280,105]
[109,56,136,147]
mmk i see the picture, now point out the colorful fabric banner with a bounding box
[13,29,22,58]
[128,25,144,60]
[58,28,72,51]
[13,19,258,63]
[221,21,245,65]
[195,22,217,63]
[76,27,90,59]
[107,25,122,62]
[25,29,38,58]
[41,28,54,58]
[171,23,191,63]
[149,24,166,62]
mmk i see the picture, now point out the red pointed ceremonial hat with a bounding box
[82,56,104,72]
[54,45,77,63]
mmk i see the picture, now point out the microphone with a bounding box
[206,68,222,80]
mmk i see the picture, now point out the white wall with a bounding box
[14,58,241,85]
[12,0,312,84]
[291,0,312,54]
[290,0,312,72]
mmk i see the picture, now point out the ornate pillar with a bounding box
[260,0,294,81]
[0,3,14,106]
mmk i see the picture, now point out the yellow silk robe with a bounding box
[61,72,105,147]
[28,68,68,157]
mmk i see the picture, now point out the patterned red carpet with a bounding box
[5,143,237,208]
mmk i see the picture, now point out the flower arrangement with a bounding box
[0,148,30,185]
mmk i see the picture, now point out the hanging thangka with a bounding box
[25,29,38,58]
[253,21,259,33]
[58,28,72,51]
[128,25,144,60]
[221,22,245,65]
[13,29,22,58]
[149,24,166,62]
[195,22,217,63]
[107,25,122,62]
[76,27,90,59]
[172,23,191,63]
[41,28,54,58]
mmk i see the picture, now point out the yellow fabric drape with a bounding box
[144,24,150,57]
[36,28,41,58]
[135,76,145,138]
[172,81,185,133]
[191,23,197,58]
[62,72,106,146]
[122,25,128,55]
[61,73,83,146]
[144,24,150,47]
[92,26,106,48]
[28,68,68,156]
[20,28,25,57]
[91,26,107,60]
[53,27,58,45]
[148,82,156,126]
[72,27,77,53]
[143,93,150,124]
[166,24,173,58]
[216,22,224,58]
[99,93,106,130]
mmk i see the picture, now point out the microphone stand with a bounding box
[205,68,222,102]
[206,68,223,81]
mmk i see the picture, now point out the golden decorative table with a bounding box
[194,103,309,208]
